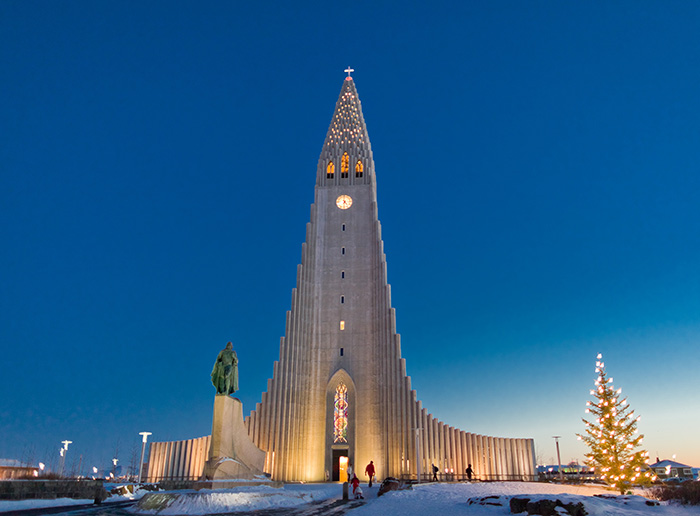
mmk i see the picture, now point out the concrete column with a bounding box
[481,436,489,480]
[528,439,536,479]
[438,423,445,476]
[162,441,171,480]
[146,443,158,482]
[172,441,182,479]
[497,438,505,480]
[157,442,165,481]
[467,435,474,479]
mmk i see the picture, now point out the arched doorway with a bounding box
[326,369,356,482]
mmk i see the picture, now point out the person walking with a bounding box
[432,463,439,482]
[465,464,473,481]
[365,460,375,487]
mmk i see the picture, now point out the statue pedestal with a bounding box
[202,396,266,480]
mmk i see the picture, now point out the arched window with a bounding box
[341,153,349,178]
[327,161,335,179]
[334,383,348,443]
[355,160,363,178]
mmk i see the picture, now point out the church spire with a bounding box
[317,74,375,186]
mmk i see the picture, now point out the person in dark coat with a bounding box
[466,464,473,481]
[365,460,375,487]
[432,463,439,482]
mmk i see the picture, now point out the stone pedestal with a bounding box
[202,396,266,480]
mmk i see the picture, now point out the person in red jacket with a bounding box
[365,460,375,487]
[351,473,360,495]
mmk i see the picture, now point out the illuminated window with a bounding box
[327,161,335,178]
[334,383,348,443]
[340,320,345,330]
[341,153,349,178]
[355,160,363,178]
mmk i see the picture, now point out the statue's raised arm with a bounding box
[211,342,239,395]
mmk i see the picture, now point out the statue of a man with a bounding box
[211,342,239,395]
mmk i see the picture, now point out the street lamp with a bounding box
[112,458,118,479]
[138,432,152,483]
[59,440,72,477]
[552,436,563,482]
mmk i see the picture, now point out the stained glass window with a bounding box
[334,383,348,443]
[355,160,363,177]
[327,161,335,178]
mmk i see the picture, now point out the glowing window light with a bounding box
[355,160,364,178]
[341,153,349,177]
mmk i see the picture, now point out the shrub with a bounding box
[650,482,700,505]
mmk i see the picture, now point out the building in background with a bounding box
[0,460,38,480]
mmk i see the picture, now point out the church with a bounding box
[242,72,535,482]
[145,73,535,483]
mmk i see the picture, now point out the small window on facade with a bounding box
[341,247,345,255]
[340,320,345,330]
[356,160,363,178]
[341,295,345,304]
[341,270,345,279]
[340,348,344,356]
[341,153,349,178]
[342,224,346,231]
[327,161,335,178]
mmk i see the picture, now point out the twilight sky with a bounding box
[2,1,699,473]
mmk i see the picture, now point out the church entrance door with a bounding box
[332,448,349,482]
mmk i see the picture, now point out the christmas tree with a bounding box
[577,353,656,493]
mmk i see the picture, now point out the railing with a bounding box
[145,474,202,483]
[400,473,538,483]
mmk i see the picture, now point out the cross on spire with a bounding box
[344,67,354,77]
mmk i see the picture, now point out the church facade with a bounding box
[242,75,536,483]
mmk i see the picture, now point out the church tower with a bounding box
[244,74,535,483]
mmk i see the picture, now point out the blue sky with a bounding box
[1,1,699,472]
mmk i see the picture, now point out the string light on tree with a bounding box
[576,353,656,494]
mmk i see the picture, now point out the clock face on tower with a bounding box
[336,195,353,210]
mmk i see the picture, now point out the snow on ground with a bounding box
[131,484,339,515]
[0,484,148,513]
[131,482,700,516]
[3,482,700,515]
[351,482,700,516]
[0,497,94,512]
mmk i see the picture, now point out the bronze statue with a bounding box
[211,342,239,395]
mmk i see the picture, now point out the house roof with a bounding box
[649,459,692,469]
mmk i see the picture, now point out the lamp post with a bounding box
[138,432,152,483]
[552,436,563,482]
[112,458,118,479]
[59,440,72,477]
